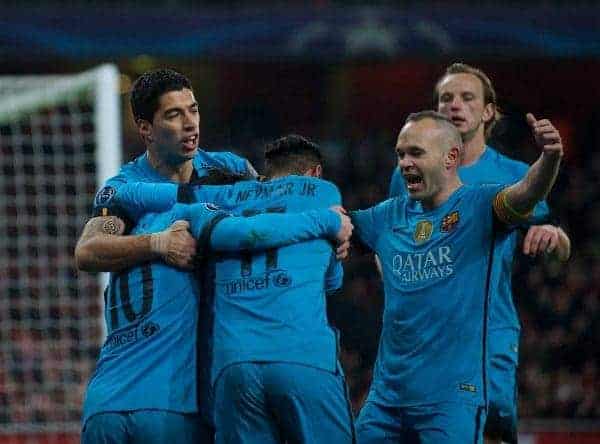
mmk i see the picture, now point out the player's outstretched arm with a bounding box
[495,114,563,222]
[75,217,196,272]
[522,225,571,262]
[208,208,353,252]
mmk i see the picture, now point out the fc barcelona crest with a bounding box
[414,220,433,243]
[441,211,460,233]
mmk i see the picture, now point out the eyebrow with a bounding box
[164,102,198,113]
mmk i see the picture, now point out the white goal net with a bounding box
[0,64,121,438]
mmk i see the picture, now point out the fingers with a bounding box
[546,230,559,254]
[330,205,348,215]
[527,114,563,156]
[522,227,534,255]
[162,221,197,269]
[336,213,354,243]
[336,240,351,261]
[522,225,559,257]
[170,220,190,231]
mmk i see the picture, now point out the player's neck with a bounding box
[146,150,194,183]
[422,177,463,211]
[461,130,486,166]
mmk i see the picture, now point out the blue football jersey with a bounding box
[84,148,248,423]
[193,176,344,385]
[93,149,250,221]
[388,146,551,332]
[352,184,506,407]
[82,203,228,424]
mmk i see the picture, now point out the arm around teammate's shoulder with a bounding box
[208,207,352,252]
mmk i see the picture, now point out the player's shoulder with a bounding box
[486,146,530,179]
[365,195,406,217]
[461,182,503,194]
[194,148,248,171]
[459,183,504,209]
[116,154,153,181]
[287,175,340,193]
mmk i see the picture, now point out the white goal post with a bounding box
[0,64,121,435]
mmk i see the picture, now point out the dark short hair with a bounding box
[264,134,323,177]
[130,69,192,122]
[433,62,500,138]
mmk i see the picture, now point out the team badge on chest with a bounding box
[441,211,459,233]
[413,220,433,243]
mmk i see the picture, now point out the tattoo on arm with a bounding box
[79,216,126,242]
[102,218,122,235]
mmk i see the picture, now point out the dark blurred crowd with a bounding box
[1,120,598,427]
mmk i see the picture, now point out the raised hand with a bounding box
[526,113,563,158]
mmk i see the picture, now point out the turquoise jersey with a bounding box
[388,146,551,332]
[190,176,344,385]
[83,149,249,424]
[352,184,507,407]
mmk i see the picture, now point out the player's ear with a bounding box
[314,164,322,178]
[482,103,495,124]
[445,147,460,168]
[305,164,322,178]
[137,119,153,144]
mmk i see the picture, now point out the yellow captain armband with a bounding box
[493,189,533,225]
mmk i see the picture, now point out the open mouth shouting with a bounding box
[403,171,424,193]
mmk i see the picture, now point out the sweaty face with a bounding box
[396,120,446,203]
[436,73,492,141]
[149,88,200,165]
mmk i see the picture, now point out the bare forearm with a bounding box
[505,152,561,215]
[75,234,158,272]
[74,216,159,272]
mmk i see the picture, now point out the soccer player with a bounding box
[74,69,319,443]
[80,188,351,444]
[108,135,357,444]
[388,63,570,444]
[76,68,256,274]
[353,110,563,443]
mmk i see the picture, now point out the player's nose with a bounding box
[450,97,462,109]
[182,111,198,129]
[398,155,413,168]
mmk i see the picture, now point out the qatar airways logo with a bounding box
[392,245,454,283]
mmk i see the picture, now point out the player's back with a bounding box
[198,176,343,385]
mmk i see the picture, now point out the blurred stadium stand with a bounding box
[0,2,598,443]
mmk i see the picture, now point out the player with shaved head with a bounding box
[353,110,564,443]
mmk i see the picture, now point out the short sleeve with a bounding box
[318,179,342,208]
[213,152,251,176]
[92,175,131,222]
[351,201,388,251]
